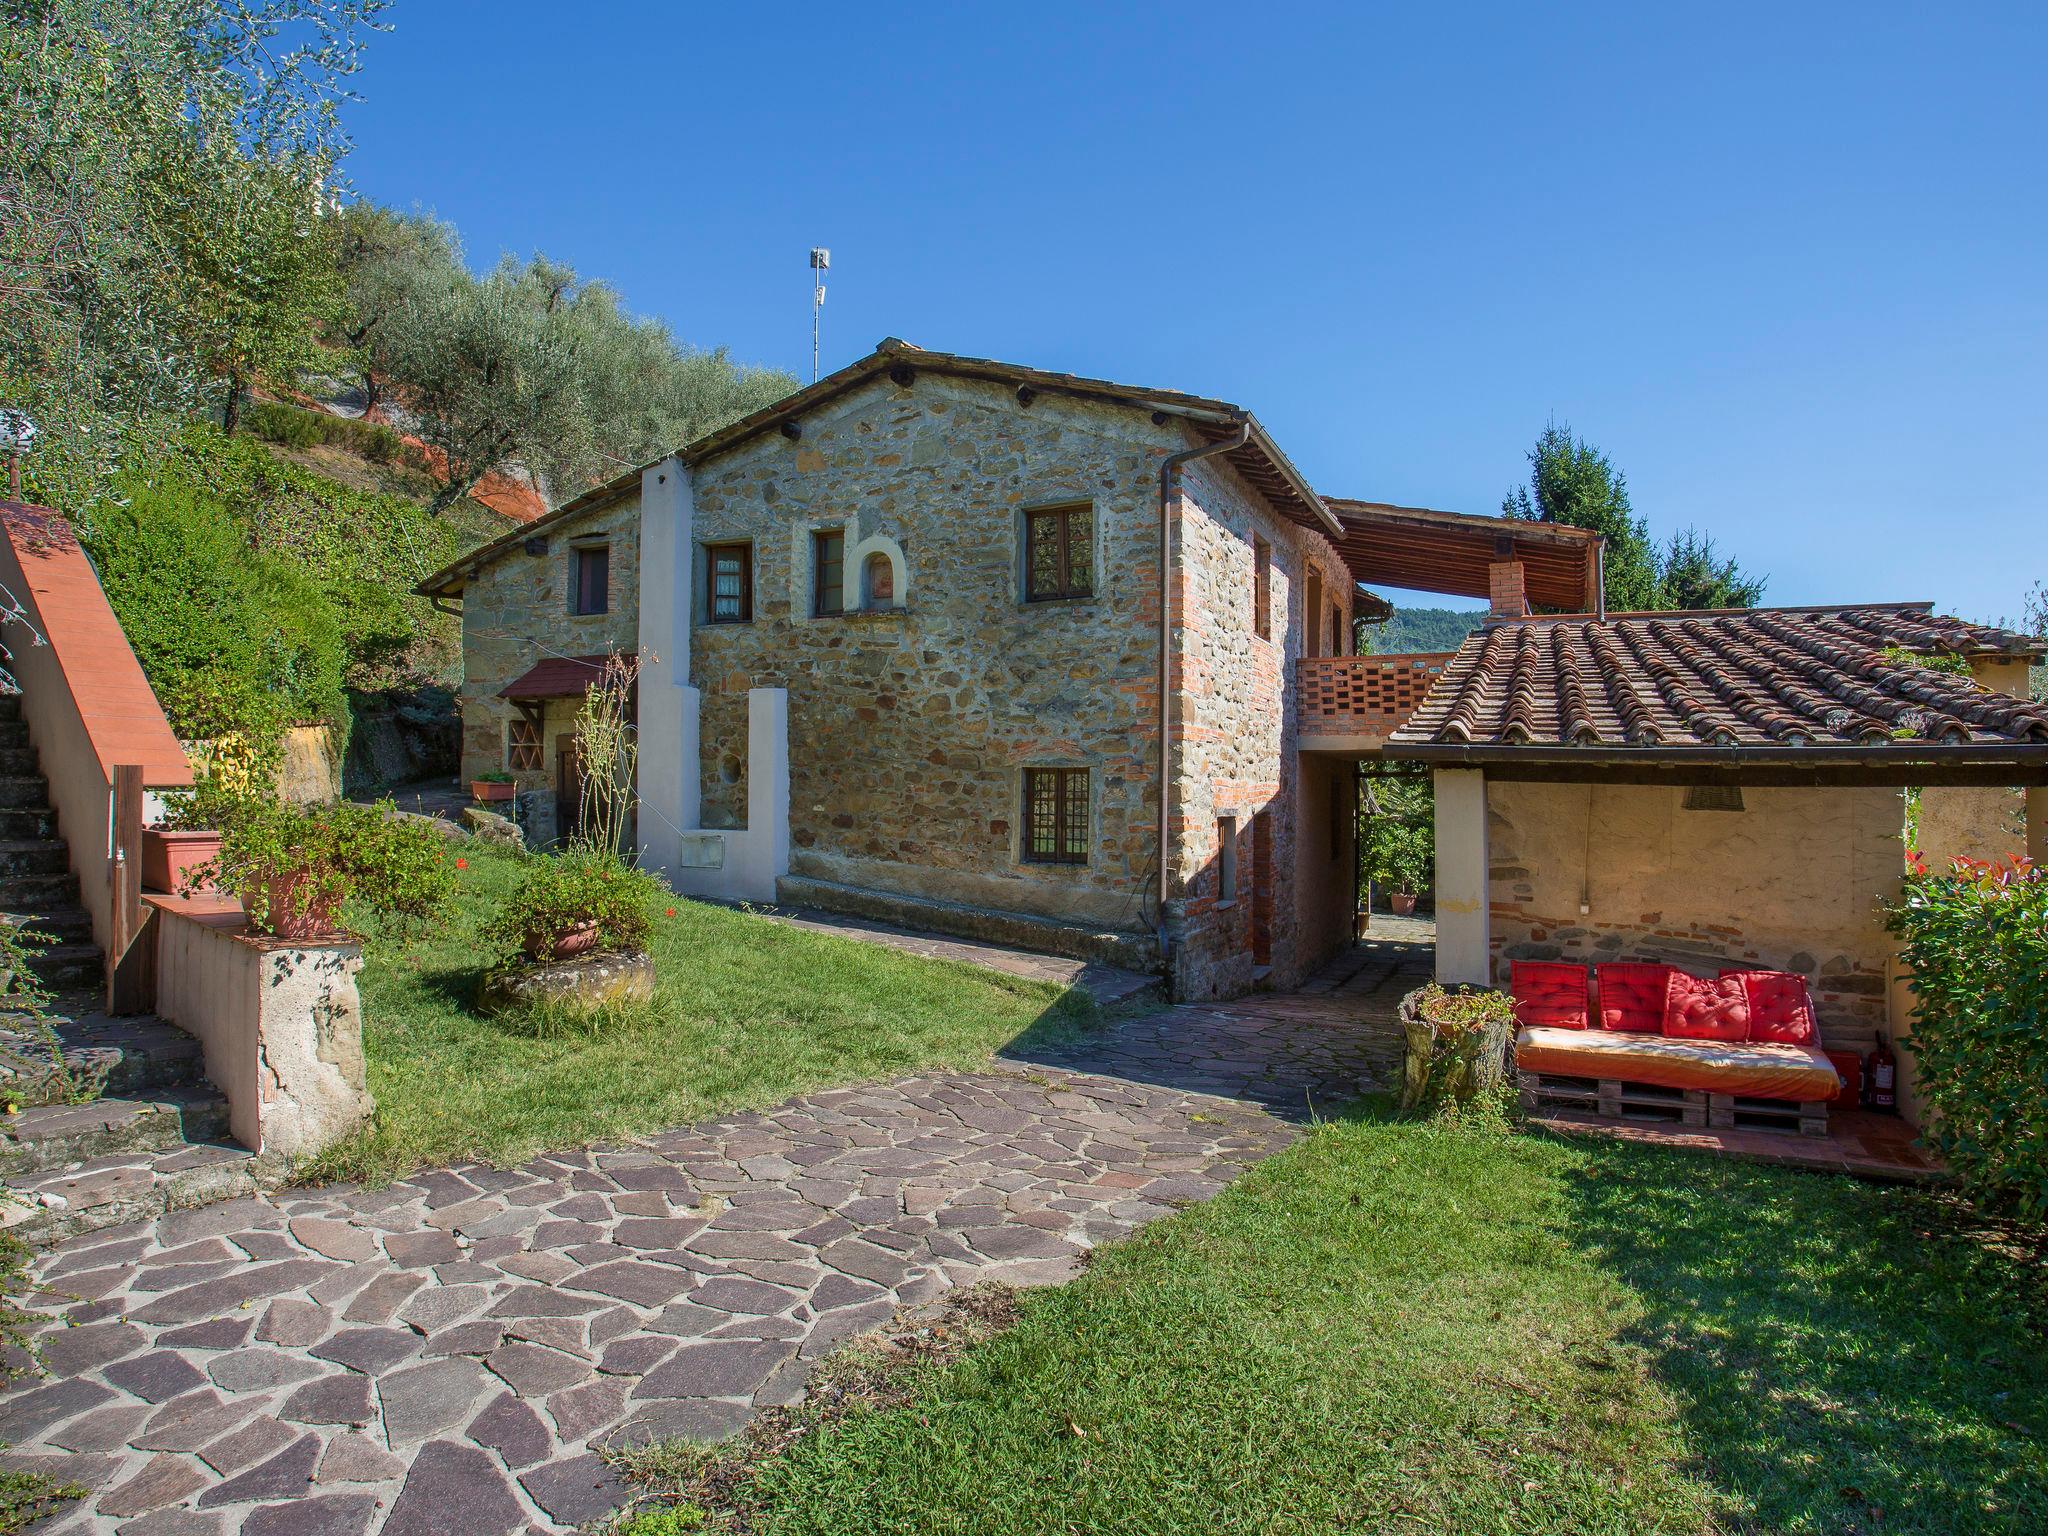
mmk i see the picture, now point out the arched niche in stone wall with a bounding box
[851,532,907,610]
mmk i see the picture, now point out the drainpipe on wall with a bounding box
[1155,419,1252,973]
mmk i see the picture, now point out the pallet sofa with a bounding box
[1511,961,1844,1136]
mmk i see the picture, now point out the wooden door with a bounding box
[556,737,584,844]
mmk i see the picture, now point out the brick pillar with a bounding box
[1488,560,1528,619]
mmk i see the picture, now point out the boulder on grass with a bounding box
[462,806,525,850]
[479,950,655,1017]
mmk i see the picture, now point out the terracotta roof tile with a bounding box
[1391,604,2048,758]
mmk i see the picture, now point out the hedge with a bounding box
[1885,854,2048,1221]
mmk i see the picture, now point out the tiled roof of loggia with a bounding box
[1387,603,2048,763]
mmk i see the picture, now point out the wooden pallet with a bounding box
[1518,1071,1706,1127]
[1708,1093,1829,1138]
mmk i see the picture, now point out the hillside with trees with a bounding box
[1361,607,1484,655]
[1,0,795,783]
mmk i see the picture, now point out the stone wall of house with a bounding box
[1485,780,1904,1049]
[1165,454,1354,1000]
[684,374,1171,936]
[457,495,642,790]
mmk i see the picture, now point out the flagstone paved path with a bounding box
[1,946,1422,1535]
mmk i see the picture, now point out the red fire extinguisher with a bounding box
[1867,1034,1897,1113]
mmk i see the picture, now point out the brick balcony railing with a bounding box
[1298,652,1455,743]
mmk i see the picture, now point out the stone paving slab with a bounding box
[0,952,1418,1534]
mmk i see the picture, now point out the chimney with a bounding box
[1488,560,1529,620]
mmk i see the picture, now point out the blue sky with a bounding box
[342,3,2044,623]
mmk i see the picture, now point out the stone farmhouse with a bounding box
[421,340,1603,1000]
[420,338,2048,1035]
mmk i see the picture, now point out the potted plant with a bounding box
[143,824,222,896]
[487,852,660,963]
[471,770,517,804]
[1397,982,1515,1113]
[1369,816,1433,917]
[196,798,455,941]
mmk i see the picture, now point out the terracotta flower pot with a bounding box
[246,870,344,942]
[472,780,516,803]
[525,921,600,962]
[1391,892,1419,917]
[142,828,220,895]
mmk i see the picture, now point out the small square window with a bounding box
[571,544,609,616]
[812,529,844,617]
[706,543,752,623]
[1021,767,1089,864]
[506,718,542,772]
[1024,503,1093,602]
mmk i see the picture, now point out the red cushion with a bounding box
[1596,963,1673,1033]
[1723,970,1818,1045]
[1661,970,1751,1041]
[1510,961,1590,1030]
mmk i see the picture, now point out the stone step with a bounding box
[0,840,70,879]
[22,940,99,992]
[0,870,78,911]
[0,748,33,776]
[0,695,17,723]
[0,775,47,810]
[0,806,58,841]
[0,1141,281,1248]
[5,906,91,945]
[0,1088,232,1175]
[0,1010,204,1103]
[0,720,28,749]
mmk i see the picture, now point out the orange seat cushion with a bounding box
[1596,963,1671,1033]
[1516,1027,1843,1103]
[1722,970,1819,1046]
[1662,971,1751,1042]
[1511,961,1590,1030]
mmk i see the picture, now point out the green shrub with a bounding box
[487,852,664,963]
[199,797,456,937]
[1884,853,2048,1220]
[1363,774,1434,896]
[77,421,513,761]
[82,460,350,741]
[245,399,413,467]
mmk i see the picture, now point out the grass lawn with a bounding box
[311,843,1092,1184]
[622,1111,2048,1536]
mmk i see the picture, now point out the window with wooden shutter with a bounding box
[1020,767,1089,864]
[571,544,609,616]
[1024,503,1093,601]
[706,543,752,623]
[813,529,844,616]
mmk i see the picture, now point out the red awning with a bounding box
[497,655,615,701]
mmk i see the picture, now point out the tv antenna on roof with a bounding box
[809,247,829,383]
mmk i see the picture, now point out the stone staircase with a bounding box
[0,693,275,1248]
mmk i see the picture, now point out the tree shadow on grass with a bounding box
[1551,1134,2048,1535]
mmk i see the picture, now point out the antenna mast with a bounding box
[809,247,830,383]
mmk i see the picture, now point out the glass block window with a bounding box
[1021,767,1089,865]
[1024,503,1093,601]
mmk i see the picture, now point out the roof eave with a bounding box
[1385,740,2048,768]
